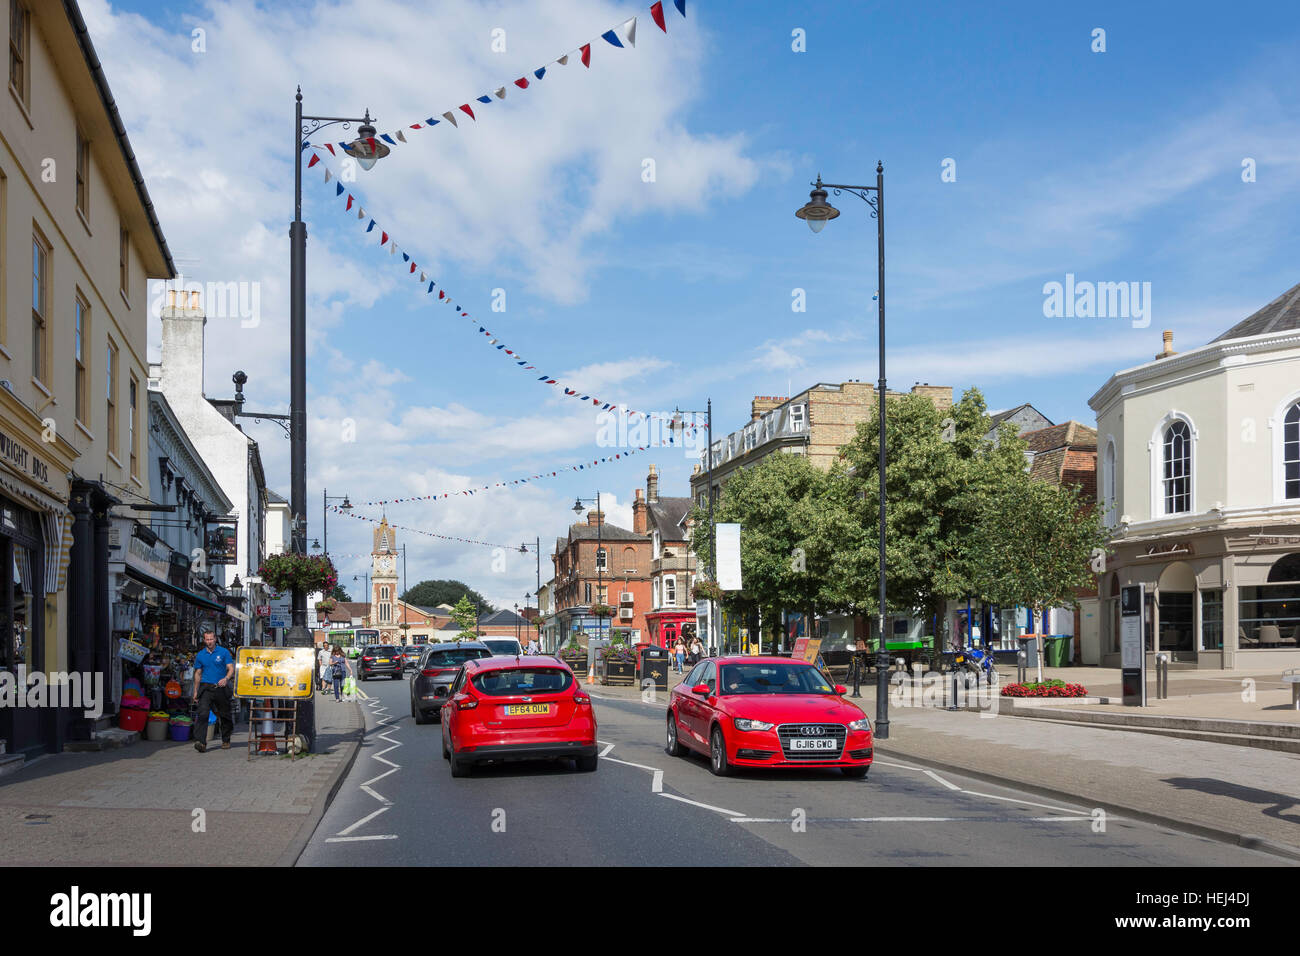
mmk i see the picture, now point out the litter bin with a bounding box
[1018,636,1039,668]
[1044,635,1067,667]
[637,646,670,693]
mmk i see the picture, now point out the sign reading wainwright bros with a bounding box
[234,647,315,698]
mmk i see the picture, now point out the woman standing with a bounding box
[689,636,703,664]
[673,639,685,674]
[330,645,351,701]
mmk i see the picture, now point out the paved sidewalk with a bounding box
[0,690,363,866]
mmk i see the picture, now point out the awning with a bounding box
[124,566,226,613]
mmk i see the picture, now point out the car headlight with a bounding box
[848,718,871,732]
[733,718,775,732]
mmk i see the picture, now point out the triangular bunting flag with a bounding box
[459,104,475,120]
[335,183,344,196]
[325,143,336,155]
[651,1,666,31]
[623,17,637,46]
[534,67,546,80]
[380,232,388,245]
[402,252,410,262]
[476,95,492,104]
[495,87,506,99]
[366,220,375,232]
[323,168,333,183]
[307,154,320,168]
[442,111,458,127]
[580,43,591,67]
[410,262,416,274]
[675,0,686,14]
[346,194,353,210]
[380,133,396,145]
[557,54,569,65]
[514,77,529,89]
[396,130,407,142]
[601,29,622,48]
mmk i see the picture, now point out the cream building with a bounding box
[1,2,174,756]
[1089,285,1300,670]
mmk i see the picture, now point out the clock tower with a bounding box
[371,518,399,641]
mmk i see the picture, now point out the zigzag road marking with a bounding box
[331,694,401,839]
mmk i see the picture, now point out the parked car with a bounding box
[411,641,494,724]
[441,656,597,776]
[666,656,872,778]
[481,637,524,657]
[358,645,404,681]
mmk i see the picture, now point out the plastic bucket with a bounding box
[145,720,169,741]
[118,708,146,733]
[169,723,192,741]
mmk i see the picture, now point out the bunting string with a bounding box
[330,509,512,549]
[306,158,703,438]
[331,444,653,508]
[303,1,687,159]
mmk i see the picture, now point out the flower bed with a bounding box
[1001,679,1088,698]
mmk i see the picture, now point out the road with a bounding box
[297,674,1283,866]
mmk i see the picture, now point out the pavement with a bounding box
[595,661,1300,861]
[0,688,363,866]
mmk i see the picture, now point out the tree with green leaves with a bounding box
[450,595,479,642]
[968,479,1108,681]
[326,583,351,602]
[402,579,494,614]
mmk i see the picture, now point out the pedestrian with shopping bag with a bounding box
[330,645,351,702]
[192,628,234,753]
[317,642,332,692]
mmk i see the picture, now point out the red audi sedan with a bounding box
[666,657,873,777]
[440,656,598,777]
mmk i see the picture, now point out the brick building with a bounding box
[551,508,652,648]
[636,465,698,649]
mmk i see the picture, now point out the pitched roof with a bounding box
[1210,281,1300,343]
[266,489,288,504]
[987,404,1031,428]
[1020,421,1098,454]
[566,521,646,543]
[648,497,692,538]
[479,608,528,626]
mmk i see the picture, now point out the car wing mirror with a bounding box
[691,683,710,695]
[835,685,848,695]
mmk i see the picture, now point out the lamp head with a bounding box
[795,178,839,233]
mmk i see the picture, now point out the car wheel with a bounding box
[842,765,870,779]
[449,749,470,778]
[575,754,598,772]
[709,726,731,777]
[441,735,449,760]
[665,712,685,757]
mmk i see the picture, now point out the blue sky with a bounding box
[88,0,1300,607]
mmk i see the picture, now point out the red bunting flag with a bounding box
[308,154,320,168]
[515,77,529,89]
[380,232,388,245]
[460,104,475,120]
[325,143,335,155]
[346,194,353,210]
[651,1,666,31]
[580,43,591,67]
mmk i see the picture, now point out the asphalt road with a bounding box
[296,674,1285,867]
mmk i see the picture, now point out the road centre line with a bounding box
[324,834,399,843]
[960,789,1086,815]
[924,769,962,791]
[601,755,663,774]
[729,815,1096,824]
[658,792,746,817]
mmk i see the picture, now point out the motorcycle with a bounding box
[952,641,998,686]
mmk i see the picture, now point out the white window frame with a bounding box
[1103,437,1117,527]
[652,530,661,559]
[1270,389,1300,504]
[653,577,660,609]
[790,403,806,431]
[664,574,676,607]
[1148,411,1197,519]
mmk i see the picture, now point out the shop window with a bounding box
[1238,582,1300,649]
[1162,420,1191,514]
[107,339,118,456]
[1200,590,1223,651]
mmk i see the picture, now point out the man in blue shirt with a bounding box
[192,628,235,752]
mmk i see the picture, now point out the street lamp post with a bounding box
[573,494,604,646]
[519,538,542,646]
[322,490,352,557]
[670,401,714,655]
[795,163,890,740]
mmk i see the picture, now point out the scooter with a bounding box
[952,641,998,686]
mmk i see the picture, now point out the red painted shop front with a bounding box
[644,611,697,649]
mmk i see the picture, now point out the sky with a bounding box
[85,0,1300,609]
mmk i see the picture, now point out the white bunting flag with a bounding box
[495,87,506,99]
[396,130,407,143]
[622,17,637,47]
[557,54,569,65]
[442,111,458,127]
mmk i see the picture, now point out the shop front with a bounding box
[644,610,696,649]
[0,395,78,757]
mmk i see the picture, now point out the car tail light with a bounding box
[573,691,591,706]
[362,656,374,662]
[420,669,438,677]
[455,696,478,710]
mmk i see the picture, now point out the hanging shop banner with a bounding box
[205,523,237,565]
[234,646,315,699]
[716,523,742,591]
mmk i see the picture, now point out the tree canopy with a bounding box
[401,579,495,614]
[449,596,480,642]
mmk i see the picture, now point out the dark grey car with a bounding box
[410,642,494,724]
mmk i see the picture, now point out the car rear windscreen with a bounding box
[471,668,572,696]
[427,648,492,666]
[366,646,399,656]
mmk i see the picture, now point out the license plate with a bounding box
[504,704,551,716]
[954,655,965,663]
[378,659,391,663]
[790,738,838,751]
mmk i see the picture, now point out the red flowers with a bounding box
[1000,681,1088,698]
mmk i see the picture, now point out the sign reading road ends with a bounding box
[234,646,315,698]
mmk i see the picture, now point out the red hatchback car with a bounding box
[440,656,598,777]
[667,656,873,777]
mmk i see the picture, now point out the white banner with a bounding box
[716,523,742,591]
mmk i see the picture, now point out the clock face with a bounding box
[378,556,392,573]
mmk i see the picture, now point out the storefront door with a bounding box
[1158,592,1196,661]
[0,504,50,757]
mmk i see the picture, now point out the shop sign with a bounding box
[234,647,314,698]
[255,605,271,617]
[205,523,237,565]
[0,427,57,493]
[791,637,822,663]
[125,535,171,580]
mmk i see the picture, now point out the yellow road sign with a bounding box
[235,647,315,698]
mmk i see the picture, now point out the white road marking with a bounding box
[598,741,615,757]
[730,815,1096,824]
[960,789,1085,815]
[602,755,662,774]
[652,770,664,793]
[337,806,389,836]
[324,834,399,843]
[658,792,745,817]
[925,769,962,791]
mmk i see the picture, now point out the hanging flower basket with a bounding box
[260,553,338,595]
[691,581,722,603]
[590,603,615,618]
[315,597,338,616]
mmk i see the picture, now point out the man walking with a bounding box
[192,628,235,752]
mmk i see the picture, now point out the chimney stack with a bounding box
[586,510,604,528]
[157,281,207,398]
[632,488,647,534]
[1155,330,1177,360]
[646,463,659,504]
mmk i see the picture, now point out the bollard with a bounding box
[1155,653,1169,700]
[1017,649,1027,685]
[948,669,959,711]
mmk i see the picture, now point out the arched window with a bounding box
[1163,420,1191,514]
[1267,553,1300,583]
[1285,402,1299,500]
